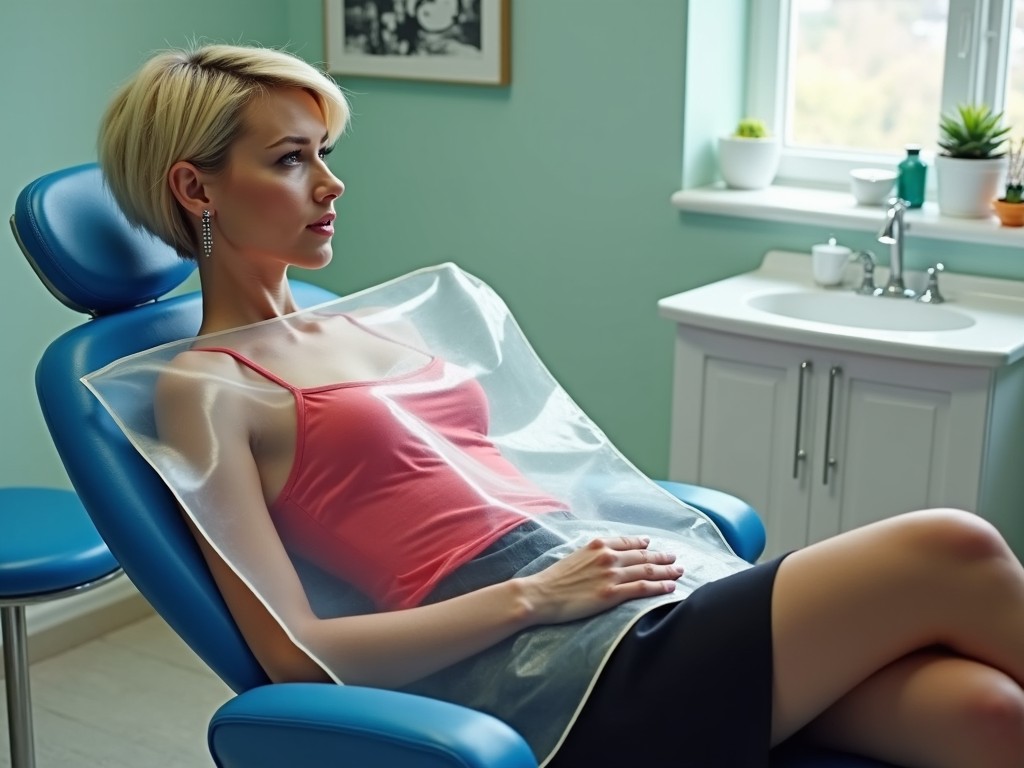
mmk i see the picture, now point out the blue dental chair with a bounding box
[11,163,896,768]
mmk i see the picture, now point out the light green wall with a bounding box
[681,0,747,189]
[4,1,1020,491]
[0,0,289,488]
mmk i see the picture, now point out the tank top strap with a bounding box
[190,347,296,391]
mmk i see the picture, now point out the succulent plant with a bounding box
[734,118,769,139]
[1004,138,1024,203]
[938,104,1011,159]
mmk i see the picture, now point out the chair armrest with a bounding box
[209,683,538,768]
[654,480,766,563]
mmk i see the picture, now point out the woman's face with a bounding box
[204,87,344,270]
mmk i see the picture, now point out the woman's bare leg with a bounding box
[803,650,1024,768]
[769,508,1024,759]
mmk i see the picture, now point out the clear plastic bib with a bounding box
[83,263,749,764]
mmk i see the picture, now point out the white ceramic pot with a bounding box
[849,168,897,206]
[717,136,781,190]
[935,155,1007,218]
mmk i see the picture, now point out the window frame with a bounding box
[748,0,1017,188]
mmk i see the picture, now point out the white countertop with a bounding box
[658,251,1024,368]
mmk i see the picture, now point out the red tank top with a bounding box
[196,345,565,610]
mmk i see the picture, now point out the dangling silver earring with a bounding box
[201,210,213,259]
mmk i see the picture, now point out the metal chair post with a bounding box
[2,604,35,768]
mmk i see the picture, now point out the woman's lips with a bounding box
[307,213,335,236]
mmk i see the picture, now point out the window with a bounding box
[749,0,1021,186]
[1006,3,1024,134]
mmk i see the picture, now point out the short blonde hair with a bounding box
[98,44,350,259]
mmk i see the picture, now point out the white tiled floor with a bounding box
[0,616,231,767]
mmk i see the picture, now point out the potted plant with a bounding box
[718,117,780,190]
[992,138,1024,227]
[935,103,1011,218]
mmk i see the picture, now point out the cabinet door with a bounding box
[807,352,990,543]
[669,328,812,557]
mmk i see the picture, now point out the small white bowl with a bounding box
[849,168,897,206]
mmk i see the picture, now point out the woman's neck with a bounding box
[197,263,301,336]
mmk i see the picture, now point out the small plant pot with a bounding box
[717,136,780,190]
[993,198,1024,227]
[935,155,1007,218]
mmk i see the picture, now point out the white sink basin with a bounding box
[748,292,976,332]
[657,250,1024,368]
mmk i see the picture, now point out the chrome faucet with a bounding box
[875,198,916,298]
[852,250,877,295]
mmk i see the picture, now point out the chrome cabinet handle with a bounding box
[823,365,842,485]
[792,360,811,479]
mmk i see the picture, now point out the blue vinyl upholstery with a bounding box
[11,163,194,316]
[13,163,899,768]
[0,486,121,768]
[655,480,767,563]
[209,685,537,768]
[0,487,117,598]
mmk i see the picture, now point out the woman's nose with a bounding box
[316,167,345,202]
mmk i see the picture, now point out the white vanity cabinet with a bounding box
[667,326,1004,558]
[659,251,1024,559]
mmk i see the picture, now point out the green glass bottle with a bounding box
[897,145,927,208]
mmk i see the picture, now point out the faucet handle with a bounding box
[918,262,945,304]
[853,250,877,295]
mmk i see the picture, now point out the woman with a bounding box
[97,44,1024,768]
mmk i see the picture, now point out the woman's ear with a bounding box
[168,161,212,217]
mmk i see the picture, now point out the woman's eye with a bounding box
[278,145,333,166]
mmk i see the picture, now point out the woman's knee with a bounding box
[800,655,1024,768]
[958,675,1024,766]
[891,508,1011,566]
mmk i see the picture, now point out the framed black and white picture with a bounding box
[324,0,510,86]
[323,0,507,84]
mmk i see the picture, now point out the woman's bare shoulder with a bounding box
[156,348,229,394]
[154,349,252,424]
[152,348,263,471]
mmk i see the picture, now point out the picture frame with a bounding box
[324,0,510,86]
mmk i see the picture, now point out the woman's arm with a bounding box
[156,353,682,688]
[295,532,681,687]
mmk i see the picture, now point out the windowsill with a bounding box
[671,184,1024,249]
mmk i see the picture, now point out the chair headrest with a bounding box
[11,163,195,316]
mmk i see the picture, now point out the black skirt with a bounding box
[548,555,788,768]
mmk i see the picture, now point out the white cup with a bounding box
[811,242,852,286]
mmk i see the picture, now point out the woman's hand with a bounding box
[516,536,683,626]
